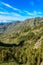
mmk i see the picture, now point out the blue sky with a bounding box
[0,0,43,22]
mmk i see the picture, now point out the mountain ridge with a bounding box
[0,17,43,36]
[0,17,43,65]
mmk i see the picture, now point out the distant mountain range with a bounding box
[0,17,43,36]
[0,21,20,36]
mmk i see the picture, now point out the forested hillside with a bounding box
[0,17,43,65]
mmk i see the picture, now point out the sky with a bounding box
[0,0,43,22]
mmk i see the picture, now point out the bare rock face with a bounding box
[40,61,43,65]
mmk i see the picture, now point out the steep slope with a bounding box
[0,17,43,65]
[0,17,43,44]
[0,21,20,36]
[0,17,43,36]
[3,17,43,35]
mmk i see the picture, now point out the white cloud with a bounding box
[25,11,33,15]
[11,12,22,17]
[1,2,22,13]
[0,15,28,22]
[0,16,20,21]
[38,12,42,14]
[1,2,12,8]
[33,11,37,15]
[0,12,27,22]
[0,10,42,22]
[0,11,33,22]
[0,12,9,15]
[0,11,23,17]
[25,10,42,16]
[33,10,42,15]
[0,1,42,23]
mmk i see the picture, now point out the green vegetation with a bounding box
[0,17,43,65]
